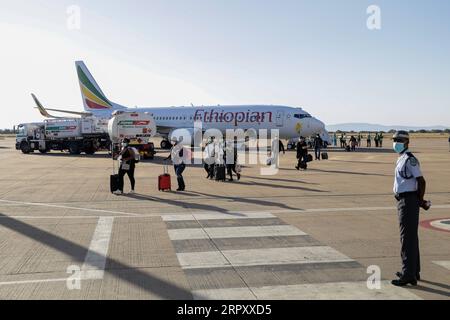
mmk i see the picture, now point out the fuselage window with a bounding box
[294,114,312,119]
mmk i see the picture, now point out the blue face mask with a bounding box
[393,142,405,153]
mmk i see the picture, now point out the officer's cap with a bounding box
[392,130,409,141]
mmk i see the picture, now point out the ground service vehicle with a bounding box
[16,117,110,155]
[108,111,157,159]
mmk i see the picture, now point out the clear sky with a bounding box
[1,0,449,128]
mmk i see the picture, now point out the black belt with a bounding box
[394,191,418,201]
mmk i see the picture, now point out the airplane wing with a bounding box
[31,93,93,118]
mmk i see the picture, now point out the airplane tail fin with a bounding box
[75,61,126,112]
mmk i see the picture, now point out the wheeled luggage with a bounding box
[321,152,329,160]
[110,174,120,193]
[214,164,226,182]
[159,164,171,191]
[306,154,313,162]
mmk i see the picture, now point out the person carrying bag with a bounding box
[113,138,137,195]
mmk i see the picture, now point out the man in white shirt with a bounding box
[391,131,430,287]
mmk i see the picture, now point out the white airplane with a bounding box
[36,61,328,149]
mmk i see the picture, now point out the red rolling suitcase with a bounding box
[159,164,171,191]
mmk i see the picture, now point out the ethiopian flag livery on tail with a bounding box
[76,61,125,112]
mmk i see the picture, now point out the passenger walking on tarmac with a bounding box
[333,133,337,147]
[295,137,309,170]
[448,135,450,152]
[357,133,362,147]
[340,133,345,148]
[378,132,384,148]
[114,138,136,195]
[225,141,241,181]
[367,132,372,147]
[391,131,430,287]
[279,139,286,154]
[204,137,215,179]
[374,132,379,148]
[165,137,187,192]
[349,135,357,151]
[313,134,323,160]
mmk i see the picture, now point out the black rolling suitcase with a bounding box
[214,164,226,182]
[306,154,313,162]
[110,174,120,193]
[321,152,328,160]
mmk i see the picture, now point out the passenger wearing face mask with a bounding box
[391,131,430,287]
[113,138,136,195]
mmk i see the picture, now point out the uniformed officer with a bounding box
[391,130,430,287]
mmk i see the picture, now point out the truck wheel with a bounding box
[69,142,81,155]
[161,140,172,149]
[85,148,96,155]
[20,142,31,154]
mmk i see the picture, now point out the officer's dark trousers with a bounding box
[396,192,421,279]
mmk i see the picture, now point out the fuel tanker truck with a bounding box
[108,110,157,160]
[16,117,110,155]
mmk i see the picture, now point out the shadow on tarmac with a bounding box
[182,190,301,212]
[124,190,301,213]
[0,213,193,299]
[279,167,390,177]
[123,193,244,216]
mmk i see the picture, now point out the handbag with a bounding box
[121,162,130,171]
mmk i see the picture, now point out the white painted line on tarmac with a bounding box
[193,281,421,300]
[0,278,68,287]
[177,246,353,269]
[272,204,450,214]
[81,217,115,280]
[433,261,450,271]
[168,225,306,241]
[1,204,449,220]
[0,199,139,216]
[162,212,276,222]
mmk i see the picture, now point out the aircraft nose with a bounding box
[313,118,325,131]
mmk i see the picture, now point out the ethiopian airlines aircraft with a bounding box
[38,61,328,149]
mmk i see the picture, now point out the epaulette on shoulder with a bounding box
[406,152,419,166]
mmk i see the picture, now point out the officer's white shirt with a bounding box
[393,150,423,194]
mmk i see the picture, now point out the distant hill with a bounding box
[326,123,449,132]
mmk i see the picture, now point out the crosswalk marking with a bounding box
[164,211,422,300]
[162,212,276,221]
[192,281,421,300]
[168,225,306,241]
[177,246,353,269]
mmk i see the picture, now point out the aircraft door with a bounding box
[276,110,284,127]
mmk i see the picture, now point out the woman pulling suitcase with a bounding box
[165,137,187,192]
[113,138,137,195]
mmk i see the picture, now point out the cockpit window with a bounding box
[294,114,312,119]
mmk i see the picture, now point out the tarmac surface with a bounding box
[0,137,449,300]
